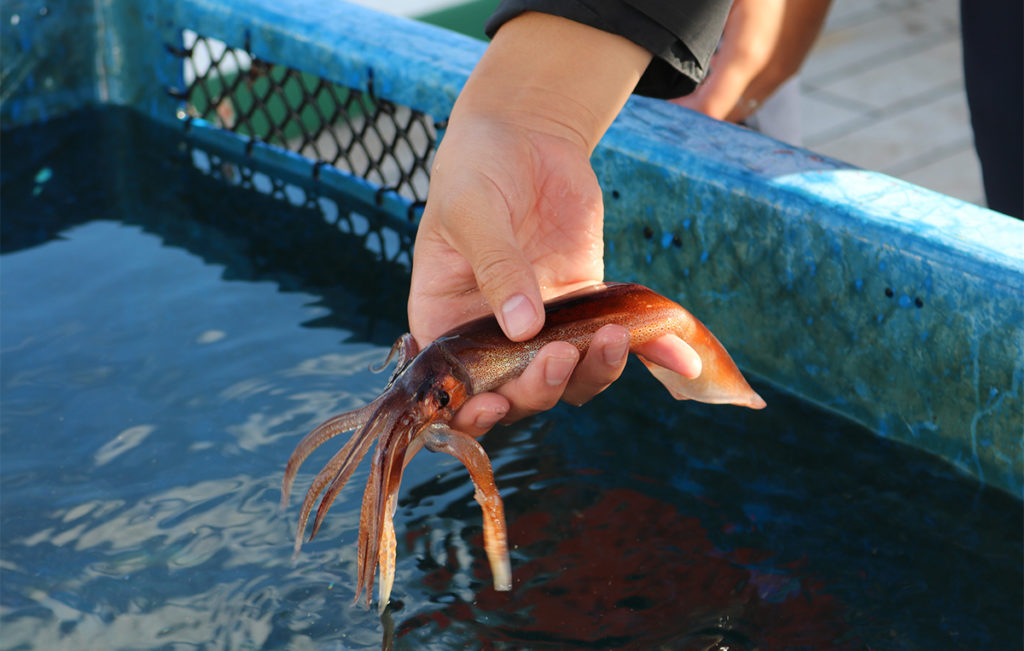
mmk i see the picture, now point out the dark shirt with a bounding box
[485,0,732,99]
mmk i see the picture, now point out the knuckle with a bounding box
[471,248,523,291]
[519,388,562,414]
[562,380,607,408]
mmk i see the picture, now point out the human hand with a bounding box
[408,13,701,435]
[671,0,830,123]
[409,113,635,431]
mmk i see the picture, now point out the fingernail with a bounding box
[545,354,576,387]
[501,294,537,340]
[603,331,630,366]
[474,406,508,430]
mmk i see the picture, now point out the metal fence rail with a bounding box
[170,31,435,211]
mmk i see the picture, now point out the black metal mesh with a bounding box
[187,144,416,269]
[167,31,437,210]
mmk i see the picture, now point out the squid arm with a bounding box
[421,424,512,593]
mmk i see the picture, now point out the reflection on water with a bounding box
[400,486,849,649]
[0,219,382,648]
[1,110,1021,650]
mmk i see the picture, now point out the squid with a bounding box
[280,282,766,613]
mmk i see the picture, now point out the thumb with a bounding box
[429,145,546,341]
[466,239,544,342]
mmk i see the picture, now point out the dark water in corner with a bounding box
[1,109,1021,650]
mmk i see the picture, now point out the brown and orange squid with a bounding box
[280,282,765,613]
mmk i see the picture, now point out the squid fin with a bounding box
[636,351,766,410]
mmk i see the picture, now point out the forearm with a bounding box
[409,11,700,431]
[671,0,830,122]
[452,11,653,153]
[756,0,830,91]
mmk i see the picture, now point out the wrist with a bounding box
[452,12,652,152]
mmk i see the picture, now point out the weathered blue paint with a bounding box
[2,0,1021,495]
[597,98,1023,496]
[2,0,103,124]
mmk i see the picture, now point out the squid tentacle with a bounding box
[354,454,380,606]
[291,439,372,555]
[371,333,419,384]
[374,436,423,613]
[355,421,412,607]
[285,334,420,549]
[281,401,378,509]
[298,407,396,554]
[377,492,398,614]
[423,424,512,592]
[355,440,387,605]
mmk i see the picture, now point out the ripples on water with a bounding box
[2,110,1021,650]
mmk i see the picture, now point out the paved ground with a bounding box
[800,0,984,206]
[364,0,987,208]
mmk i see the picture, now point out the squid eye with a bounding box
[435,390,450,407]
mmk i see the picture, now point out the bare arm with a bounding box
[673,0,831,123]
[410,12,651,345]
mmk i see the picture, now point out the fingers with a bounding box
[674,58,757,121]
[450,325,634,436]
[561,324,630,406]
[633,333,702,380]
[493,341,580,423]
[449,392,511,438]
[414,121,548,344]
[449,341,577,436]
[442,190,546,342]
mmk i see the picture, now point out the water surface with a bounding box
[2,110,1021,650]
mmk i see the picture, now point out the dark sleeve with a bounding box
[484,0,731,99]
